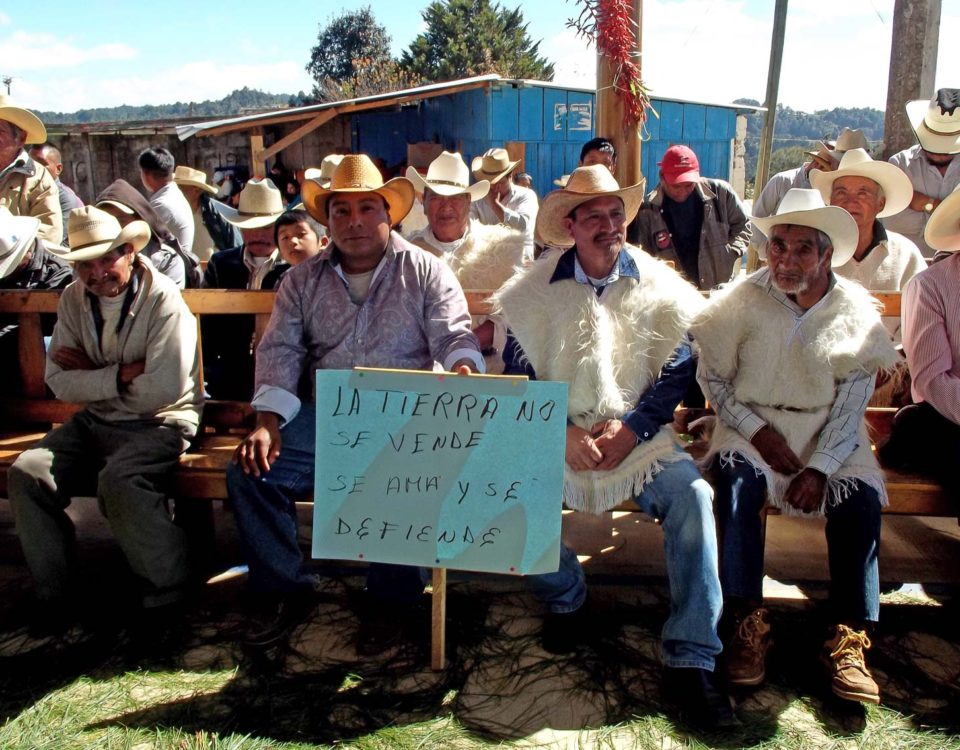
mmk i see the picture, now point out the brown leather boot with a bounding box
[822,624,880,704]
[724,607,772,686]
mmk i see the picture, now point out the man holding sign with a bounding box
[496,165,736,729]
[227,154,483,650]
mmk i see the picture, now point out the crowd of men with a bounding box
[1,86,960,729]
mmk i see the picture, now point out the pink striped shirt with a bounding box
[902,253,960,425]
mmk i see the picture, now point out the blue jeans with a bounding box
[227,405,427,603]
[529,453,723,671]
[714,455,881,623]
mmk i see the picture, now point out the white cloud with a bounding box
[0,30,137,73]
[0,12,10,26]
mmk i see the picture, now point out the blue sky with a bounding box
[0,1,956,114]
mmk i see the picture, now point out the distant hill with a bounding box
[37,87,303,125]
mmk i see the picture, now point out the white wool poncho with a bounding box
[691,270,899,516]
[494,246,705,514]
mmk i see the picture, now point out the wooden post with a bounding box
[249,128,266,179]
[754,0,789,192]
[430,567,447,671]
[882,0,941,159]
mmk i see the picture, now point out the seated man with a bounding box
[227,155,482,649]
[28,142,84,247]
[8,206,202,629]
[496,165,736,729]
[173,165,241,261]
[406,151,525,371]
[470,148,538,261]
[692,189,898,705]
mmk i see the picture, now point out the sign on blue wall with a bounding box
[312,369,568,575]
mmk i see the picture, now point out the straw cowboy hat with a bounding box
[0,206,40,279]
[405,150,489,201]
[907,89,960,155]
[536,164,646,249]
[0,95,46,144]
[302,154,415,227]
[305,154,345,189]
[809,148,913,218]
[60,205,151,262]
[471,148,520,184]
[553,175,570,188]
[924,185,960,252]
[220,178,285,229]
[173,165,217,196]
[804,128,870,164]
[753,188,859,267]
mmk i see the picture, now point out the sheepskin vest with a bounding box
[692,270,899,516]
[409,220,525,290]
[495,246,705,513]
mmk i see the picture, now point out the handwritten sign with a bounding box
[312,369,568,575]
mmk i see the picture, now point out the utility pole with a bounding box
[1,76,12,95]
[882,0,941,159]
[754,0,788,192]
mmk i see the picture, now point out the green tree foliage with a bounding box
[401,0,554,82]
[305,6,394,101]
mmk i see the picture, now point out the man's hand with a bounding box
[591,418,637,471]
[566,424,603,471]
[51,346,96,371]
[118,360,146,387]
[783,468,827,513]
[233,412,282,477]
[909,190,938,213]
[750,425,804,475]
[450,359,476,375]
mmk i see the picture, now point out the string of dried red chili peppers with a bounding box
[568,0,651,131]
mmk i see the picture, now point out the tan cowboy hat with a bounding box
[0,206,40,279]
[0,95,46,144]
[536,164,646,249]
[553,175,570,188]
[405,150,489,201]
[220,178,285,228]
[471,148,520,184]
[173,165,217,196]
[61,205,150,262]
[804,128,870,164]
[302,154,415,227]
[809,148,912,218]
[907,89,960,155]
[753,188,859,267]
[924,185,960,252]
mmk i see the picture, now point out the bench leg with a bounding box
[175,499,216,581]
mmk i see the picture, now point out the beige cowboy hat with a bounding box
[471,148,521,184]
[809,148,913,218]
[310,154,345,189]
[302,154,415,227]
[924,185,960,252]
[220,178,285,229]
[173,165,217,196]
[405,150,489,201]
[753,188,859,267]
[0,206,40,279]
[536,164,646,249]
[804,128,870,164]
[553,175,570,188]
[907,89,960,155]
[61,205,151,262]
[0,95,46,144]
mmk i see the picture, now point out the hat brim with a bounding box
[925,186,960,252]
[752,206,859,267]
[96,199,136,215]
[809,160,913,218]
[0,107,46,144]
[471,156,521,184]
[174,178,217,196]
[0,214,40,279]
[662,170,701,186]
[405,166,490,201]
[907,98,960,155]
[302,176,415,228]
[536,179,647,249]
[61,220,152,262]
[219,205,285,229]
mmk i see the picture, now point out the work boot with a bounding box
[724,606,772,687]
[663,667,741,729]
[540,598,598,654]
[243,592,315,649]
[821,624,880,705]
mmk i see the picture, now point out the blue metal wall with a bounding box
[351,83,740,199]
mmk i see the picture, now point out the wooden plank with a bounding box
[257,110,339,164]
[431,567,447,671]
[181,289,277,314]
[17,312,46,398]
[873,291,901,317]
[505,142,526,174]
[0,290,60,313]
[250,131,266,179]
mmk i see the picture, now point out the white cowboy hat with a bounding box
[536,164,646,249]
[220,178,286,229]
[471,148,521,184]
[753,188,859,267]
[0,95,46,144]
[809,148,912,218]
[924,185,960,252]
[804,128,871,164]
[302,154,415,227]
[0,206,40,279]
[405,151,489,201]
[173,165,217,196]
[553,175,570,188]
[61,205,151,262]
[906,89,960,155]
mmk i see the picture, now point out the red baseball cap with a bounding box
[658,145,701,185]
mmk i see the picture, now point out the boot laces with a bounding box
[830,625,872,668]
[735,609,768,651]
